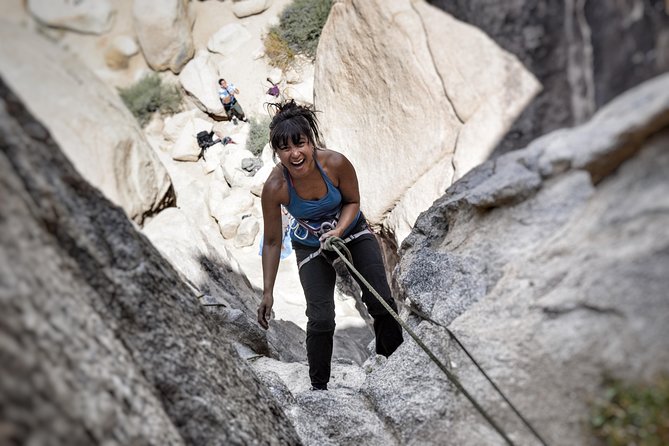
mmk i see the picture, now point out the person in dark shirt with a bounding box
[257,100,403,390]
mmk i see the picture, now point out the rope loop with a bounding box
[324,238,548,446]
[322,236,352,263]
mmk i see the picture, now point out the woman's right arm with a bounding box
[257,169,286,329]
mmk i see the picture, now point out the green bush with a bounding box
[247,115,272,157]
[264,0,332,68]
[590,375,669,445]
[118,74,182,127]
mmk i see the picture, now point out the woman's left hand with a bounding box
[319,228,342,242]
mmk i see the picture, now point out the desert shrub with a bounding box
[247,115,272,157]
[263,28,295,71]
[264,0,332,68]
[590,375,669,445]
[118,73,182,127]
[278,0,332,57]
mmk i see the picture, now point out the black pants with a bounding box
[293,219,404,388]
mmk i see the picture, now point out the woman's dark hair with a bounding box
[268,100,323,152]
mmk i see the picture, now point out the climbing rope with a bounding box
[322,236,548,446]
[402,304,549,446]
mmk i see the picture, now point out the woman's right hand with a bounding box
[257,294,274,330]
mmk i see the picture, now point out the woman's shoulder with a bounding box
[265,164,287,187]
[318,149,356,186]
[262,164,289,202]
[318,148,350,169]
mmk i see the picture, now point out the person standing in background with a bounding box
[218,78,247,124]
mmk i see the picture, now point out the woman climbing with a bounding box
[257,100,403,390]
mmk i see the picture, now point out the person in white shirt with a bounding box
[218,78,248,124]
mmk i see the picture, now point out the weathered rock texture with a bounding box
[0,21,174,224]
[390,73,669,444]
[27,0,116,34]
[104,35,140,70]
[314,0,540,243]
[428,0,669,155]
[142,206,307,363]
[179,50,227,117]
[248,73,669,446]
[233,0,273,19]
[207,23,253,57]
[0,78,302,445]
[133,0,195,73]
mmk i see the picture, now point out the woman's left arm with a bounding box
[320,151,360,241]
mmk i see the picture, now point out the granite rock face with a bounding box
[0,78,302,445]
[391,73,669,445]
[428,0,669,155]
[0,21,174,224]
[244,74,669,446]
[133,0,195,73]
[27,0,116,34]
[314,0,539,244]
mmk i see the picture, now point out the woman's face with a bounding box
[276,134,315,178]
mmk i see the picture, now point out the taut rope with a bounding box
[322,236,548,446]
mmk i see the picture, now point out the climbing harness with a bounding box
[288,211,342,241]
[290,214,373,271]
[297,228,371,270]
[321,236,549,446]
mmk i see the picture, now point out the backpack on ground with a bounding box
[266,78,280,97]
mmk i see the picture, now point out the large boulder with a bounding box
[234,216,260,247]
[314,0,539,243]
[207,23,253,57]
[133,0,195,73]
[232,0,273,18]
[222,147,257,188]
[0,21,173,224]
[243,73,669,446]
[0,77,302,445]
[428,0,669,155]
[27,0,116,34]
[386,73,669,445]
[162,109,202,143]
[171,116,213,162]
[104,35,140,70]
[179,50,227,117]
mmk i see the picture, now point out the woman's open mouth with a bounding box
[291,158,305,167]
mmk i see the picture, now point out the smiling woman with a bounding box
[257,100,404,391]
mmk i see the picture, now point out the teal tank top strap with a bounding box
[315,158,337,190]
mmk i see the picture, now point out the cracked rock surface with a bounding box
[393,74,669,445]
[0,78,301,446]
